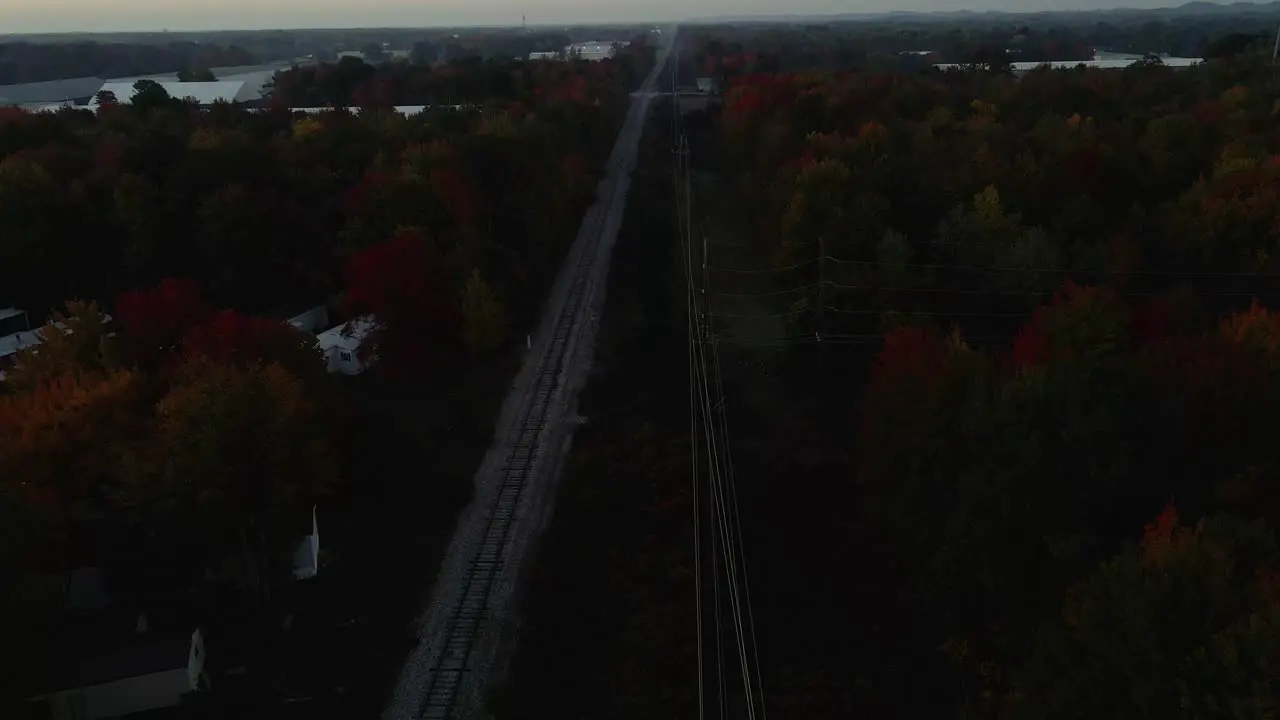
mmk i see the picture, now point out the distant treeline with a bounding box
[0,42,257,85]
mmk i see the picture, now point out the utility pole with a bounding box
[688,137,704,346]
[816,234,826,375]
[816,235,825,344]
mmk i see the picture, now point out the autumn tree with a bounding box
[0,369,146,544]
[344,229,461,376]
[3,301,119,394]
[0,155,91,311]
[460,269,507,357]
[180,309,325,383]
[1017,508,1280,719]
[114,278,211,367]
[141,360,337,611]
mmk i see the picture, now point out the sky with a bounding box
[3,0,1240,34]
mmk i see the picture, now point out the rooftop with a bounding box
[0,313,111,358]
[0,327,43,358]
[90,80,258,107]
[316,315,378,352]
[30,629,197,696]
[0,76,105,106]
[934,55,1203,72]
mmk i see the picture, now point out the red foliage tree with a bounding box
[429,167,477,227]
[344,229,461,377]
[861,327,980,451]
[114,278,211,366]
[180,309,323,378]
[870,327,957,389]
[340,170,395,216]
[1009,283,1129,370]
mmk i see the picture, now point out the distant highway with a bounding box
[381,25,678,720]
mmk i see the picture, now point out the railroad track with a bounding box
[388,30,677,720]
[415,157,622,720]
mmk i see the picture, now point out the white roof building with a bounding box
[285,304,330,334]
[315,315,378,376]
[104,61,305,102]
[292,506,320,580]
[22,100,80,113]
[0,76,105,106]
[0,310,114,386]
[0,327,43,360]
[566,40,629,62]
[89,81,259,108]
[284,105,431,116]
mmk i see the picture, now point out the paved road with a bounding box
[382,27,678,720]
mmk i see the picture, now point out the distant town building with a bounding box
[567,40,629,62]
[530,41,632,63]
[933,53,1202,74]
[277,105,477,116]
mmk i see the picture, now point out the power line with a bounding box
[714,309,808,319]
[676,106,765,719]
[713,286,813,298]
[704,254,1280,279]
[822,306,1033,318]
[820,255,1280,278]
[715,333,1010,347]
[706,258,818,274]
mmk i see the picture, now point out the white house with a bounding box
[315,315,378,376]
[292,505,320,580]
[26,628,206,720]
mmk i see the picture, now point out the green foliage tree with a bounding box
[1017,509,1280,719]
[460,269,507,357]
[177,68,217,82]
[131,79,173,111]
[142,360,337,610]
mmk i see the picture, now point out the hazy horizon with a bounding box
[2,0,1262,35]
